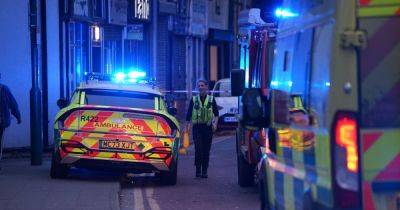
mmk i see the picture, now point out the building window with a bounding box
[92,0,106,19]
[104,40,121,74]
[68,22,89,94]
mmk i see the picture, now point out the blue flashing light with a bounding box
[288,81,293,87]
[325,82,331,87]
[114,72,126,83]
[271,81,279,87]
[128,70,146,79]
[275,7,299,18]
[112,70,148,84]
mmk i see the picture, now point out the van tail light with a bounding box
[335,114,358,172]
[332,111,361,209]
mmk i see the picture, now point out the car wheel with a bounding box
[50,150,69,179]
[157,158,178,185]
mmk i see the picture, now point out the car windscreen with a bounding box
[83,89,156,109]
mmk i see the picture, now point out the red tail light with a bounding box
[335,116,358,172]
[61,141,88,154]
[332,111,361,209]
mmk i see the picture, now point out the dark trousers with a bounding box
[193,124,213,169]
[0,128,4,161]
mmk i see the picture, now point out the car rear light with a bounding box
[332,111,361,209]
[145,147,172,159]
[61,141,88,154]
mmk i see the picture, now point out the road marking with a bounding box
[133,188,145,210]
[146,187,161,210]
[212,135,234,145]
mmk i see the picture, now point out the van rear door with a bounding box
[358,1,400,209]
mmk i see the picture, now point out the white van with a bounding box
[212,78,238,130]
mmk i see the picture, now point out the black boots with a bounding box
[195,166,201,178]
[201,168,208,178]
[195,166,208,178]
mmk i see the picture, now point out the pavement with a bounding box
[0,158,120,210]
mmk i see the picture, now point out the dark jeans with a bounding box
[193,124,213,169]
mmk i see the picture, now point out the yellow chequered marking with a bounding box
[118,153,135,159]
[96,152,115,158]
[60,131,75,140]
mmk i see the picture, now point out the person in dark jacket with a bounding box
[185,79,219,178]
[0,76,21,169]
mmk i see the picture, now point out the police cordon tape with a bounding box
[161,90,231,94]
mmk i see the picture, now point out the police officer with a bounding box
[185,79,219,178]
[0,74,21,170]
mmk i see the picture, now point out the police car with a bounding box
[50,72,180,185]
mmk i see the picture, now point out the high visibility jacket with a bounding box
[191,95,214,125]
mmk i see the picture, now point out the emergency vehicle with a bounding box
[211,78,239,130]
[51,72,180,185]
[233,1,400,209]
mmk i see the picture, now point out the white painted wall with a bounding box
[0,0,60,148]
[0,0,31,148]
[46,0,60,146]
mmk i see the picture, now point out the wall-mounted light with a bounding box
[92,25,101,42]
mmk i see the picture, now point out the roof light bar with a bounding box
[275,7,299,18]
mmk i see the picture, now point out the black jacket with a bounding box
[0,84,21,128]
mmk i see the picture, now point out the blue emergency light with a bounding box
[112,70,147,83]
[114,72,126,82]
[275,7,299,18]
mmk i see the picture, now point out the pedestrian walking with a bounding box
[0,74,21,170]
[185,79,219,178]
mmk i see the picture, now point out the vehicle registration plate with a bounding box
[224,117,237,122]
[99,140,136,150]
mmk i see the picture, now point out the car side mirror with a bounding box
[241,88,270,128]
[57,98,69,109]
[231,69,245,96]
[168,107,177,116]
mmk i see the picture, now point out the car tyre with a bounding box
[158,158,178,185]
[50,150,69,179]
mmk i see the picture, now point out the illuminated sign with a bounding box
[133,0,150,21]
